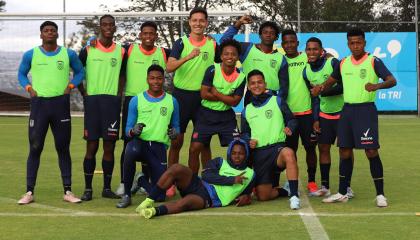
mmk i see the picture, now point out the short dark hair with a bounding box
[247,69,265,82]
[306,37,323,48]
[220,39,241,55]
[40,21,58,31]
[140,21,158,31]
[281,29,297,41]
[189,7,208,20]
[147,64,165,76]
[100,14,115,24]
[259,21,280,37]
[347,28,365,39]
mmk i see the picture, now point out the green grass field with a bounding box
[0,116,419,239]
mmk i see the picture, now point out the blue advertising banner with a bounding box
[214,32,418,112]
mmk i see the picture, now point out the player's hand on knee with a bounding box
[167,127,178,140]
[249,139,257,149]
[284,127,292,136]
[131,123,146,136]
[235,194,252,207]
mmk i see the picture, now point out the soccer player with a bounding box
[115,21,171,196]
[78,14,125,201]
[189,39,245,174]
[166,7,217,174]
[315,28,396,207]
[136,139,255,219]
[241,70,301,210]
[220,15,289,103]
[116,65,180,208]
[303,37,354,197]
[17,21,84,204]
[281,29,319,195]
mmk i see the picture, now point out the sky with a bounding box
[0,0,131,51]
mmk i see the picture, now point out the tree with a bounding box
[0,1,5,12]
[67,0,244,50]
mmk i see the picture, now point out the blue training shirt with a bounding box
[17,46,85,89]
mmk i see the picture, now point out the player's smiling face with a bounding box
[147,70,164,93]
[189,12,208,35]
[40,25,58,43]
[305,41,322,63]
[347,36,366,58]
[247,74,266,96]
[221,45,239,67]
[282,34,299,57]
[140,26,158,49]
[100,17,116,39]
[230,144,246,166]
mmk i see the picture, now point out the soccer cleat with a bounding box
[115,183,125,196]
[166,185,176,198]
[322,193,349,203]
[141,207,156,219]
[102,189,120,199]
[63,191,82,203]
[310,186,331,197]
[137,187,147,195]
[131,172,145,194]
[376,194,388,207]
[116,195,132,208]
[81,190,93,201]
[18,191,34,205]
[346,187,355,199]
[289,196,301,210]
[136,197,155,213]
[307,182,319,196]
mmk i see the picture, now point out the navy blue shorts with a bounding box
[83,95,121,141]
[191,106,238,146]
[29,94,71,151]
[337,103,380,149]
[318,112,340,145]
[124,138,168,199]
[179,174,212,208]
[172,87,201,133]
[121,95,134,140]
[286,113,317,151]
[252,143,286,186]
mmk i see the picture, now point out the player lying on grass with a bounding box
[136,139,255,219]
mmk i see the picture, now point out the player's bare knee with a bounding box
[365,149,378,158]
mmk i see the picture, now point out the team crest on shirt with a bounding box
[56,61,64,70]
[110,58,117,67]
[360,69,367,79]
[202,52,209,61]
[270,59,277,68]
[160,107,168,116]
[265,110,273,119]
[152,60,159,65]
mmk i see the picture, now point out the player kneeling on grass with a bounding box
[241,70,301,210]
[136,139,255,219]
[116,65,180,208]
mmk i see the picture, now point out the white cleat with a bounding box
[346,187,355,199]
[310,186,331,197]
[18,191,34,205]
[289,196,301,210]
[322,193,348,203]
[376,194,388,208]
[63,191,82,203]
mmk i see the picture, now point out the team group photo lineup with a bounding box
[16,6,399,219]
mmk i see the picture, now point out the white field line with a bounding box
[298,187,330,240]
[0,197,415,218]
